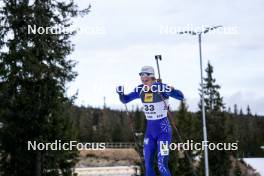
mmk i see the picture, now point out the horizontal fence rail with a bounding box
[74,166,141,176]
[104,142,136,149]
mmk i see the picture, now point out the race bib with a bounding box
[160,141,169,156]
[142,101,168,120]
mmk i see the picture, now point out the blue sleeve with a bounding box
[161,83,184,101]
[119,86,141,104]
[168,88,184,100]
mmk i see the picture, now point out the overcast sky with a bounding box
[66,0,264,115]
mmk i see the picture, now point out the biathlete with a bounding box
[116,66,184,176]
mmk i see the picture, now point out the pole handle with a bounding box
[155,55,162,81]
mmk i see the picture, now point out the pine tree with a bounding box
[134,106,145,148]
[246,105,252,116]
[176,101,193,175]
[0,0,89,175]
[198,62,231,176]
[98,109,112,141]
[234,160,242,176]
[228,107,231,114]
[234,104,238,115]
[199,62,225,113]
[134,107,143,132]
[239,108,244,116]
[169,101,197,176]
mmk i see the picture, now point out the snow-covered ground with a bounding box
[243,158,264,176]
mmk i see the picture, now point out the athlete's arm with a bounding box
[161,83,184,101]
[116,85,141,104]
[168,87,184,100]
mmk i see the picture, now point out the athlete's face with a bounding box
[141,76,154,86]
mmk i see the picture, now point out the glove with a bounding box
[116,86,124,95]
[168,85,175,90]
[156,78,162,83]
[116,86,126,104]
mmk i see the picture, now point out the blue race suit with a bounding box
[117,82,184,176]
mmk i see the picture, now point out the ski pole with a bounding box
[123,96,145,175]
[154,55,198,176]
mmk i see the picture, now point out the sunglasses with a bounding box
[139,72,152,77]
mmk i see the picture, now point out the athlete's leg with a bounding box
[144,136,157,176]
[157,125,172,176]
